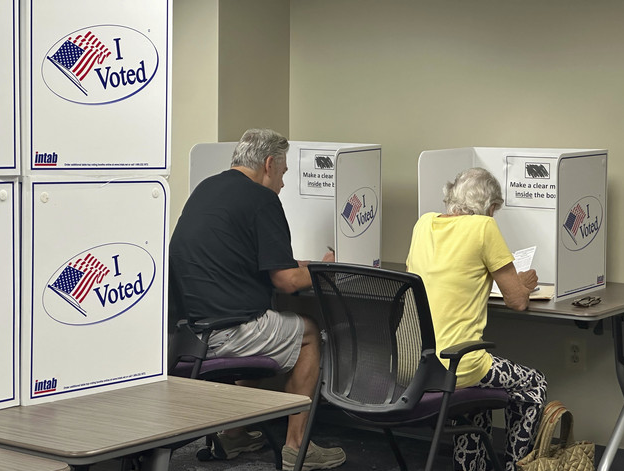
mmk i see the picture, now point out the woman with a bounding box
[406,167,547,471]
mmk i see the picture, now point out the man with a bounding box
[169,128,346,470]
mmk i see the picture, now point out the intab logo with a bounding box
[34,151,59,167]
[339,187,378,238]
[43,243,155,325]
[34,377,57,395]
[561,196,603,251]
[42,25,158,105]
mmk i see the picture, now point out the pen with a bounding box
[327,246,335,253]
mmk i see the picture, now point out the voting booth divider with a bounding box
[0,0,19,175]
[418,147,607,300]
[0,0,20,410]
[0,179,19,410]
[0,0,172,408]
[20,176,169,405]
[20,0,172,175]
[190,141,382,267]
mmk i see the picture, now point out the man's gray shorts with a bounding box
[207,309,305,374]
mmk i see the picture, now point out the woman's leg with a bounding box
[453,355,547,471]
[453,410,492,471]
[476,355,547,471]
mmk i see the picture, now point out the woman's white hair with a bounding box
[443,167,504,216]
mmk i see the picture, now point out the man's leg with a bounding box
[284,316,320,449]
[280,317,346,471]
[208,311,345,469]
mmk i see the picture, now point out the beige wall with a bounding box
[171,0,219,230]
[171,0,289,230]
[218,0,290,141]
[290,0,624,277]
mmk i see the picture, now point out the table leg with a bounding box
[597,405,624,471]
[140,447,172,471]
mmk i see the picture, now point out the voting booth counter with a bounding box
[0,0,173,407]
[190,141,382,268]
[418,147,607,300]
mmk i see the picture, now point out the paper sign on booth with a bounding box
[505,156,558,209]
[298,148,335,197]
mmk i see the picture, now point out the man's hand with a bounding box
[322,251,335,263]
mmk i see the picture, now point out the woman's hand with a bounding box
[492,263,538,311]
[518,269,538,290]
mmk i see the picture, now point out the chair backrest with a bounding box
[308,262,453,415]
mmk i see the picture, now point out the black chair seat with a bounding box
[351,387,509,425]
[170,355,280,381]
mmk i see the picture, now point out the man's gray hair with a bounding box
[443,167,504,216]
[231,128,289,170]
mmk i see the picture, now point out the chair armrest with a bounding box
[192,316,252,332]
[440,340,495,360]
[440,340,495,375]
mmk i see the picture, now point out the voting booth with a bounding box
[20,176,169,405]
[190,141,382,267]
[21,0,172,174]
[418,147,607,300]
[0,179,19,410]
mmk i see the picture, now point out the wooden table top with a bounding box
[0,377,310,464]
[0,448,69,471]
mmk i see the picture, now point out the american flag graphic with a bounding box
[564,204,586,236]
[49,253,110,316]
[563,203,586,245]
[47,32,111,95]
[341,194,362,231]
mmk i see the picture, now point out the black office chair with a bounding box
[167,268,284,468]
[303,262,509,471]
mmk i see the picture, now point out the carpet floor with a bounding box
[91,411,621,471]
[167,417,455,471]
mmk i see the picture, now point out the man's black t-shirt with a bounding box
[169,169,298,323]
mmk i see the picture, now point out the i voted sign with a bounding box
[43,243,155,325]
[561,196,603,251]
[41,25,158,105]
[339,187,378,238]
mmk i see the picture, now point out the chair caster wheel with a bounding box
[196,447,213,461]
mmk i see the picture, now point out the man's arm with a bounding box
[491,263,538,311]
[270,251,335,293]
[270,266,312,294]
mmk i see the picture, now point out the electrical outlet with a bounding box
[565,339,587,370]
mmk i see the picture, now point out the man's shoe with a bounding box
[282,440,346,471]
[211,430,265,459]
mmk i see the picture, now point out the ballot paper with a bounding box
[490,246,552,299]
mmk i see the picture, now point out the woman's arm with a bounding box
[491,262,538,311]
